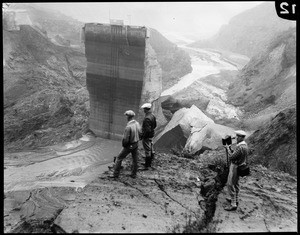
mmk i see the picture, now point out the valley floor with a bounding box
[4,137,297,233]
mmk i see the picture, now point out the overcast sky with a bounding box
[36,2,265,41]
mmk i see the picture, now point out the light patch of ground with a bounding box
[211,165,297,232]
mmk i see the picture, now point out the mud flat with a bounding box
[4,141,226,233]
[4,140,297,233]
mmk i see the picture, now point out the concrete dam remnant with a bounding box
[83,23,149,140]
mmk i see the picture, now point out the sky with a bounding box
[34,2,264,42]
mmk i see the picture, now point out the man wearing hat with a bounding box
[111,110,142,179]
[224,130,248,211]
[140,103,157,170]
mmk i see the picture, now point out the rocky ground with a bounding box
[212,164,297,232]
[4,137,297,233]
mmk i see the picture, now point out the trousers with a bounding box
[142,138,153,167]
[113,145,138,177]
[227,163,240,206]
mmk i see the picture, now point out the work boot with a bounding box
[226,198,239,206]
[148,157,153,168]
[129,174,136,179]
[224,205,237,211]
[142,158,151,170]
[108,165,123,170]
[108,175,119,180]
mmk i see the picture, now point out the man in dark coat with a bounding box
[140,103,157,170]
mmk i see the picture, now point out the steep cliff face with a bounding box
[247,105,296,176]
[227,28,296,118]
[149,28,192,90]
[3,25,88,151]
[189,2,295,58]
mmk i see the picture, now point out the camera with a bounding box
[222,135,232,146]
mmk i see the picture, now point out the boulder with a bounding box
[154,105,235,154]
[185,122,236,154]
[161,95,210,114]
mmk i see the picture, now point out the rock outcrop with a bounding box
[154,105,236,154]
[227,27,296,130]
[149,28,192,90]
[3,24,88,151]
[247,105,296,176]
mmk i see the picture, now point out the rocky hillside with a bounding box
[149,28,192,90]
[3,4,192,152]
[224,27,296,175]
[8,3,83,46]
[227,27,296,121]
[247,105,296,176]
[3,25,88,151]
[189,2,295,57]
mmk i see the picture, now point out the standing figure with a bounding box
[110,110,141,179]
[224,130,249,211]
[140,103,157,170]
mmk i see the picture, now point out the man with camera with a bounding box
[223,130,248,211]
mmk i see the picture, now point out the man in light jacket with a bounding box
[110,110,141,179]
[224,130,248,211]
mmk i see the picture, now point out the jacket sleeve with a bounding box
[153,116,157,129]
[228,146,243,162]
[122,126,131,148]
[142,118,152,139]
[138,123,143,140]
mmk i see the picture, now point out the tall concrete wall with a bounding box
[84,23,148,140]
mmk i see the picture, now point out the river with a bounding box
[161,45,249,120]
[162,45,243,96]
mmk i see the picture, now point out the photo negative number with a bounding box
[275,1,296,20]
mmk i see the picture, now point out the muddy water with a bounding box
[161,46,238,97]
[160,46,244,120]
[4,136,123,232]
[4,136,121,192]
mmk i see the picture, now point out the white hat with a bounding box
[141,103,151,109]
[124,110,135,117]
[235,130,246,137]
